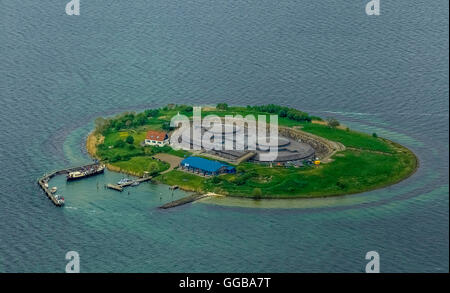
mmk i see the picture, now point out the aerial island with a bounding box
[85,104,418,199]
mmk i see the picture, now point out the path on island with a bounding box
[153,153,183,174]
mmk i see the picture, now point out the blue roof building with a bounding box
[180,156,236,176]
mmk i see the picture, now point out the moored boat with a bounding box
[54,194,65,206]
[117,178,132,185]
[67,164,105,181]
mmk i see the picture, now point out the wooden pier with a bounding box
[37,163,103,207]
[106,177,153,192]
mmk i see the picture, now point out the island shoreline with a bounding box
[85,116,419,200]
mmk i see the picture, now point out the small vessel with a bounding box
[67,171,84,180]
[117,178,132,185]
[50,187,58,193]
[131,181,140,186]
[54,194,65,206]
[44,182,49,188]
[67,164,105,181]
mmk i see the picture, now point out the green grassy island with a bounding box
[86,104,418,198]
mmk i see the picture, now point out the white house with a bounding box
[144,130,169,146]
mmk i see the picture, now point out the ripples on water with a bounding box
[0,0,448,272]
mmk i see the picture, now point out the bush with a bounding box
[162,122,174,131]
[216,103,229,110]
[336,180,347,189]
[252,188,262,198]
[144,109,160,117]
[125,135,134,144]
[210,176,221,184]
[180,105,193,114]
[326,118,340,128]
[246,104,311,122]
[372,133,378,138]
[148,162,160,175]
[114,140,126,148]
[233,177,246,186]
[110,155,122,162]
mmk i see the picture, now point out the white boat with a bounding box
[54,194,65,206]
[50,187,58,193]
[117,178,132,185]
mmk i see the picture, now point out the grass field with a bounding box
[212,147,416,197]
[156,170,206,192]
[109,156,169,177]
[300,123,394,153]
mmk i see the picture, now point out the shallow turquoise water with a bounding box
[0,0,448,272]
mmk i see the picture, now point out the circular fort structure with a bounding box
[176,123,316,165]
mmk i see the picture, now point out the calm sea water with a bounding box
[0,1,448,272]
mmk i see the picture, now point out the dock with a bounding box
[37,163,103,207]
[106,177,153,192]
[159,194,209,209]
[106,184,123,192]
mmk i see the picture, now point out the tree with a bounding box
[144,109,159,117]
[162,122,173,131]
[210,176,221,184]
[125,135,134,144]
[326,117,340,128]
[114,140,126,148]
[252,188,262,199]
[216,103,229,110]
[372,133,378,138]
[148,162,160,175]
[94,117,110,134]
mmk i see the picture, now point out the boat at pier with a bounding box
[117,178,132,185]
[54,195,65,205]
[67,164,105,181]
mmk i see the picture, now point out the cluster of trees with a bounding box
[216,103,229,110]
[95,104,193,135]
[95,112,152,134]
[326,117,340,128]
[246,104,312,122]
[160,104,193,114]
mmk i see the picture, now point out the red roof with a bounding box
[146,130,167,142]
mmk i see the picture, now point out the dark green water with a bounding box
[0,0,448,272]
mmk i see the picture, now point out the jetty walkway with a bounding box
[37,163,101,207]
[106,176,152,192]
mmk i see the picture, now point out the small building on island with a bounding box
[144,130,169,146]
[180,156,236,176]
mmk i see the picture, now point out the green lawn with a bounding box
[156,170,206,192]
[205,148,416,198]
[109,156,169,177]
[301,123,394,153]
